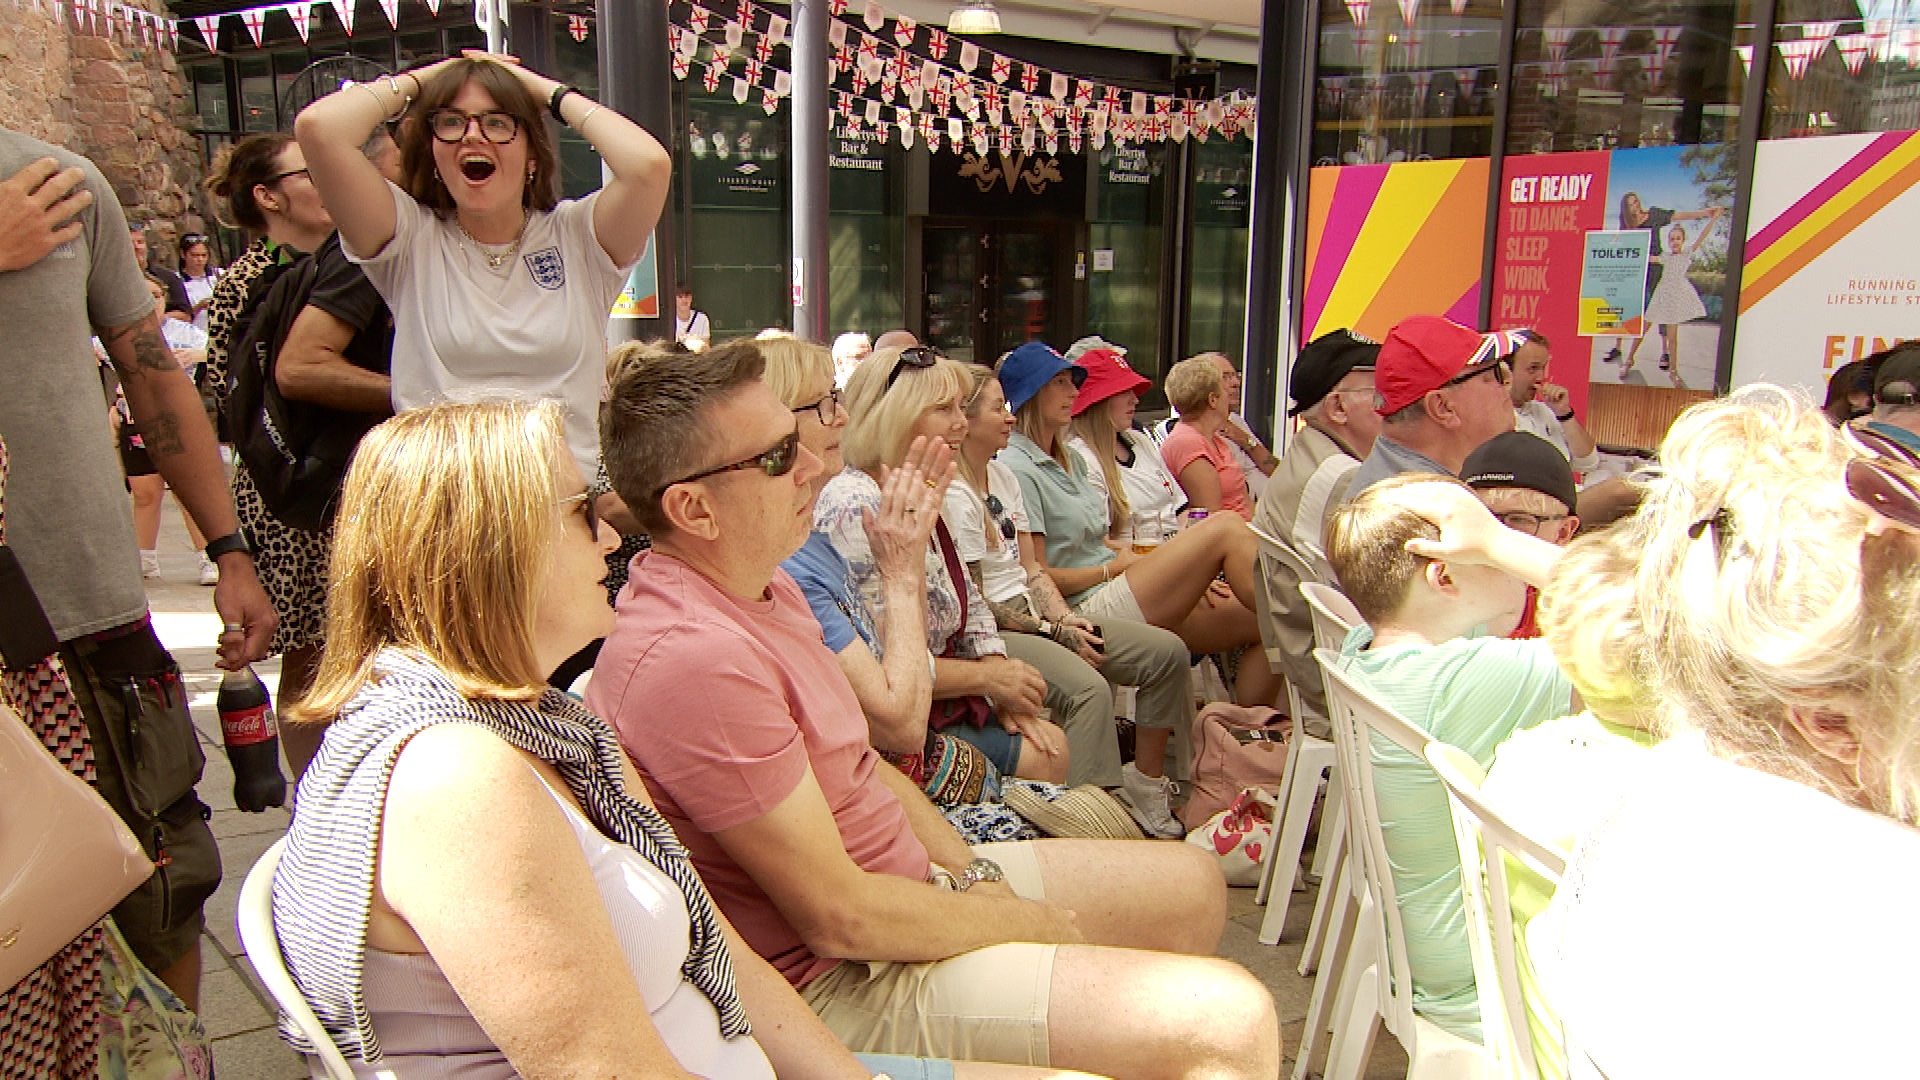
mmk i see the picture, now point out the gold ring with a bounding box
[924,479,937,489]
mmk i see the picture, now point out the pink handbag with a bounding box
[0,703,152,988]
[1179,702,1290,830]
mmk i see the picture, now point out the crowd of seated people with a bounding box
[220,50,1920,1080]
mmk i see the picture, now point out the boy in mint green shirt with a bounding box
[1322,472,1574,1042]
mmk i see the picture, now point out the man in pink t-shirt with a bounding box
[589,340,1279,1079]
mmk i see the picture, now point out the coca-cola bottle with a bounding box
[218,665,287,812]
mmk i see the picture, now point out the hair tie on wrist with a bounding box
[548,83,581,123]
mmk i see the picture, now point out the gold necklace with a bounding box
[457,213,528,272]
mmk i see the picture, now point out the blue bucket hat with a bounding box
[998,342,1087,414]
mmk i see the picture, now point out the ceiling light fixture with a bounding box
[947,0,1002,34]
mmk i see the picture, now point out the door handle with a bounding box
[979,275,991,290]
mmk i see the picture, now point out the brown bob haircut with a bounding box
[395,59,560,217]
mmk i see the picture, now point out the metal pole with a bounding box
[1716,0,1779,392]
[1476,0,1521,330]
[597,0,677,344]
[791,0,832,340]
[1241,0,1313,448]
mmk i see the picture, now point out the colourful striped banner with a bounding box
[1740,129,1920,313]
[1301,158,1489,343]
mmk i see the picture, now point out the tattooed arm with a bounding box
[971,562,1044,636]
[98,308,276,666]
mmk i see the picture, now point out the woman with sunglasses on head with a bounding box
[949,363,1196,832]
[816,344,1072,785]
[294,51,670,506]
[1395,385,1920,1078]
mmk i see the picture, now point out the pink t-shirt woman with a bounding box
[1159,422,1251,519]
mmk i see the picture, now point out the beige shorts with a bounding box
[1070,572,1146,622]
[800,842,1057,1064]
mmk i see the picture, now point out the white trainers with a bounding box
[140,550,161,579]
[1118,762,1185,839]
[197,555,220,586]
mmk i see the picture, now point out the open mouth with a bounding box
[459,155,497,182]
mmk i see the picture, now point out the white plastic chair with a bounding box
[237,837,358,1080]
[1307,650,1486,1080]
[1245,524,1342,946]
[1427,743,1571,1080]
[1287,581,1367,964]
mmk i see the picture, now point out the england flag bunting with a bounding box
[375,0,397,31]
[331,0,352,36]
[891,13,914,47]
[287,2,312,43]
[194,14,220,49]
[240,6,265,45]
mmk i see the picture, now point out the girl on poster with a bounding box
[1603,193,1720,373]
[1626,211,1723,383]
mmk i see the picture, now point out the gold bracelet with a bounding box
[1101,563,1111,584]
[572,103,602,129]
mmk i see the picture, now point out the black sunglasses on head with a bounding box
[1845,425,1920,532]
[884,346,946,390]
[657,430,802,497]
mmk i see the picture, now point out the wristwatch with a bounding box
[1555,410,1576,422]
[203,531,251,561]
[957,858,1004,892]
[1035,619,1056,640]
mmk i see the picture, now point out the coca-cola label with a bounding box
[221,703,277,747]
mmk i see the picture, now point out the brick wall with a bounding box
[0,1,205,259]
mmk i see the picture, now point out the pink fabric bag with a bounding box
[1179,702,1289,830]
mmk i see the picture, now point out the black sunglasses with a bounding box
[884,346,946,390]
[659,429,802,495]
[985,493,1017,540]
[1847,459,1920,532]
[1441,359,1511,391]
[558,490,600,538]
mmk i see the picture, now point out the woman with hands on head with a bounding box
[950,363,1196,802]
[817,344,1071,784]
[293,50,670,527]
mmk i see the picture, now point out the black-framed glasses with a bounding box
[884,346,945,390]
[659,429,802,495]
[985,494,1017,540]
[1496,511,1567,534]
[793,389,843,425]
[427,108,521,145]
[266,168,309,186]
[1441,359,1511,391]
[557,490,600,539]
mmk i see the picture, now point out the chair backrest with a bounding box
[1426,742,1572,1080]
[1315,647,1437,1042]
[1249,521,1319,586]
[236,837,358,1080]
[1301,581,1363,652]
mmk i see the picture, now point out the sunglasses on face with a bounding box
[1441,359,1511,391]
[884,346,945,391]
[427,109,521,145]
[557,490,600,538]
[659,429,802,496]
[793,389,843,425]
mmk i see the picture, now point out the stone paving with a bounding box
[144,498,1404,1079]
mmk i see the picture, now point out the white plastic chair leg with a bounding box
[1257,735,1334,923]
[1322,962,1384,1080]
[1297,825,1346,972]
[1291,862,1363,1080]
[1309,774,1345,883]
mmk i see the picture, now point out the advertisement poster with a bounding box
[610,233,660,319]
[1300,158,1488,345]
[1489,151,1610,414]
[1585,144,1735,392]
[1731,130,1920,398]
[1577,230,1651,336]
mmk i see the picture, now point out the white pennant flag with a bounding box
[766,14,787,45]
[732,76,749,103]
[828,19,846,46]
[240,6,266,45]
[285,2,312,41]
[773,70,792,96]
[862,0,882,29]
[1049,73,1067,100]
[376,0,397,29]
[948,117,963,144]
[331,0,353,34]
[194,13,220,48]
[958,41,979,72]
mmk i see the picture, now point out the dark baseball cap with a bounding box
[1874,348,1920,405]
[1288,329,1380,417]
[1461,431,1577,514]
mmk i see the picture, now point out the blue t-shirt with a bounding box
[781,531,876,655]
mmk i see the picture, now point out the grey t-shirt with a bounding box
[1344,432,1454,500]
[0,128,155,639]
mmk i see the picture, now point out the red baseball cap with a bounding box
[1071,348,1153,416]
[1374,315,1493,415]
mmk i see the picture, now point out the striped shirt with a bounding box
[271,650,749,1062]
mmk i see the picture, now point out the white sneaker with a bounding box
[140,551,161,579]
[1118,762,1184,839]
[197,555,220,586]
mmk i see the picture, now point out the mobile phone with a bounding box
[1087,623,1105,655]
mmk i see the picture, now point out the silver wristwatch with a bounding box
[957,857,1004,891]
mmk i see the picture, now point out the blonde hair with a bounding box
[1537,529,1655,729]
[1164,354,1225,416]
[291,401,566,723]
[758,336,834,409]
[1323,472,1467,624]
[1610,384,1920,819]
[957,363,999,494]
[1069,401,1132,528]
[842,345,970,470]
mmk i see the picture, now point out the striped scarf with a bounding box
[272,650,749,1062]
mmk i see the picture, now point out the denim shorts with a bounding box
[854,1054,958,1080]
[945,719,1022,776]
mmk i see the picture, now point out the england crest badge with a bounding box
[523,247,566,290]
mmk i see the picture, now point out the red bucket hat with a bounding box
[1071,348,1153,416]
[1374,315,1493,416]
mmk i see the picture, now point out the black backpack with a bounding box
[223,252,371,531]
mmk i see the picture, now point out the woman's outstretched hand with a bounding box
[865,436,955,583]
